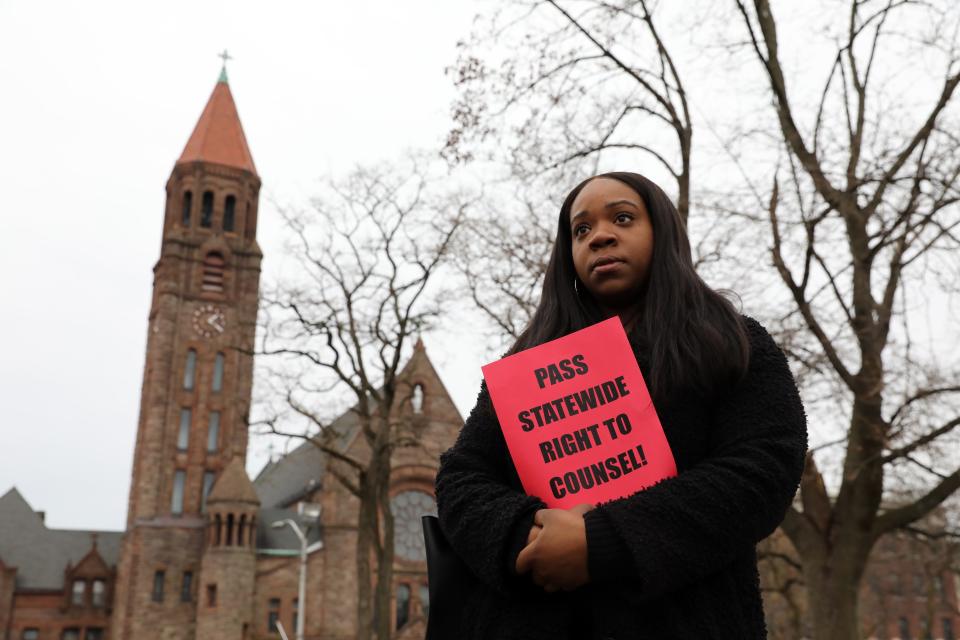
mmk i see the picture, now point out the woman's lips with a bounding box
[593,260,623,274]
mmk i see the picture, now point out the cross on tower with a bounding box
[218,49,233,83]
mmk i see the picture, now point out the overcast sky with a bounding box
[3,1,958,532]
[0,0,489,531]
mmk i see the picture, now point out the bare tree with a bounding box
[446,0,695,224]
[447,2,960,639]
[729,2,960,638]
[451,183,555,345]
[253,158,466,640]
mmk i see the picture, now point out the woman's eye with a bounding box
[574,224,588,236]
[615,212,633,223]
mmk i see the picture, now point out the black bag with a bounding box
[421,514,479,640]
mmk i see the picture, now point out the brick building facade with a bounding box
[0,70,461,640]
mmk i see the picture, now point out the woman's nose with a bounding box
[589,227,617,249]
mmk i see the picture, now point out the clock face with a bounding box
[192,304,226,338]
[390,490,436,562]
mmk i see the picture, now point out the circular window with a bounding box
[390,490,437,562]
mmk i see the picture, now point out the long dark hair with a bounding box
[506,172,751,405]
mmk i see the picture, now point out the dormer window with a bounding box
[71,579,86,606]
[92,579,106,607]
[224,196,236,232]
[182,191,193,227]
[201,191,214,228]
[202,252,225,293]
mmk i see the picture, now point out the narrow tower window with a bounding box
[212,352,225,392]
[202,252,225,293]
[224,195,236,232]
[152,570,165,602]
[181,190,193,227]
[183,349,197,390]
[171,470,186,515]
[226,513,235,546]
[177,408,191,451]
[206,412,220,453]
[201,470,216,511]
[201,191,214,228]
[180,571,193,602]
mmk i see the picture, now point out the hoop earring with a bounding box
[574,278,580,295]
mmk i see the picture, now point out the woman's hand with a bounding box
[515,503,595,592]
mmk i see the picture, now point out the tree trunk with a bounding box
[806,567,862,640]
[798,534,872,640]
[356,477,377,640]
[373,447,395,640]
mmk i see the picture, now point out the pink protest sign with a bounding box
[481,316,677,509]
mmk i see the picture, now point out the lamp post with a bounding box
[271,505,322,640]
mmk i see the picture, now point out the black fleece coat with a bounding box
[434,315,808,639]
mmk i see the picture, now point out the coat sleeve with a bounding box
[435,381,549,598]
[582,316,808,600]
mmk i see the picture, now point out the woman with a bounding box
[435,172,808,639]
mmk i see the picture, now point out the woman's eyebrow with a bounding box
[571,199,640,223]
[604,199,640,209]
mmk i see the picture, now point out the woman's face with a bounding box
[569,177,654,314]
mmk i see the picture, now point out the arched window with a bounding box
[390,490,437,562]
[224,196,236,232]
[395,583,410,630]
[183,349,197,390]
[237,514,247,547]
[226,513,234,546]
[181,191,193,227]
[214,514,222,546]
[212,352,225,392]
[201,191,214,228]
[411,383,424,414]
[202,252,225,293]
[249,517,257,548]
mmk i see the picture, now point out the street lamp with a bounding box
[271,504,322,640]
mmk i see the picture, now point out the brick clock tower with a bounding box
[112,66,262,640]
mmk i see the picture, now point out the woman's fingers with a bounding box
[568,502,596,517]
[515,539,536,574]
[533,508,550,527]
[526,524,542,546]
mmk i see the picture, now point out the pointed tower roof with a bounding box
[176,75,257,175]
[208,457,260,506]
